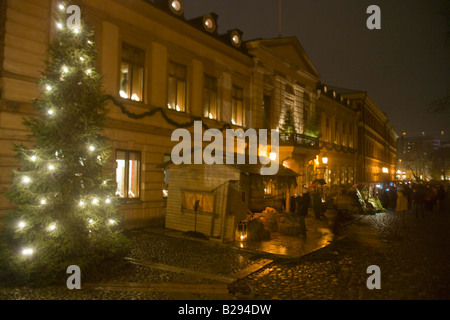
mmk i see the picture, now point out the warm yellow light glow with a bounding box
[120,90,128,99]
[131,94,140,101]
[22,176,31,184]
[382,167,389,173]
[56,22,63,29]
[40,199,47,205]
[269,152,277,161]
[18,221,26,229]
[92,198,99,205]
[22,248,34,256]
[48,223,56,231]
[48,164,55,171]
[322,155,328,164]
[88,145,95,152]
[79,56,85,62]
[31,155,37,162]
[58,4,65,11]
[79,200,85,207]
[46,85,52,91]
[105,198,111,204]
[109,219,116,225]
[48,109,54,116]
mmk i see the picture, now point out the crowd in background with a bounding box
[305,181,450,217]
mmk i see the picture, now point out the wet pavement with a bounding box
[235,210,339,258]
[1,209,449,300]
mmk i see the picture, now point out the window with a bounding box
[264,180,274,196]
[232,85,244,126]
[120,44,144,102]
[116,150,141,199]
[168,61,187,112]
[182,191,214,213]
[262,95,271,129]
[203,75,218,119]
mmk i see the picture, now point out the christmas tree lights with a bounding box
[2,0,128,285]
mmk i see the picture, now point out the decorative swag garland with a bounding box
[106,95,357,155]
[105,94,233,132]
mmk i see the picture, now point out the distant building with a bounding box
[397,134,450,181]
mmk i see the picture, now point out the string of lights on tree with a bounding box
[4,1,127,283]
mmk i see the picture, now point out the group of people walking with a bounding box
[394,183,448,218]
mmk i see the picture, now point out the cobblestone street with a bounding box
[1,210,449,300]
[246,211,450,300]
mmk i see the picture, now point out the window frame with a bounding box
[167,61,187,112]
[119,43,145,103]
[115,149,141,200]
[231,85,244,126]
[203,74,218,120]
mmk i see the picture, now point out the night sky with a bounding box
[183,0,450,139]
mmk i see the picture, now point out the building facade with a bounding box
[0,0,398,235]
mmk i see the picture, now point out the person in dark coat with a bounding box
[412,185,426,218]
[437,185,446,214]
[295,188,310,238]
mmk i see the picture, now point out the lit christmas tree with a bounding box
[1,1,128,285]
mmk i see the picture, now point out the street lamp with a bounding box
[321,154,328,165]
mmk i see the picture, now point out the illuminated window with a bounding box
[203,75,218,120]
[264,180,274,196]
[182,191,214,213]
[116,150,141,199]
[168,61,187,112]
[232,86,243,126]
[120,44,144,102]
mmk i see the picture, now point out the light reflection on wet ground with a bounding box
[234,213,338,258]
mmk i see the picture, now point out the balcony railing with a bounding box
[278,132,319,149]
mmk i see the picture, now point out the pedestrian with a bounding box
[396,186,408,228]
[312,189,322,220]
[412,185,425,218]
[295,188,310,238]
[437,185,446,214]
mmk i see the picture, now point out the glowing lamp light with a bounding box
[321,155,328,164]
[48,223,56,231]
[22,248,34,256]
[21,176,31,184]
[119,90,128,99]
[18,221,26,229]
[382,167,389,174]
[105,198,111,204]
[88,145,95,152]
[48,109,54,116]
[237,220,248,242]
[79,200,85,207]
[269,152,277,161]
[46,85,52,92]
[58,3,65,10]
[108,219,116,225]
[92,198,99,205]
[56,22,63,29]
[79,56,85,62]
[62,66,69,73]
[131,94,140,101]
[48,164,55,171]
[30,155,37,162]
[86,69,92,75]
[40,199,47,205]
[88,219,94,224]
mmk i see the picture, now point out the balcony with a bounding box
[278,132,319,149]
